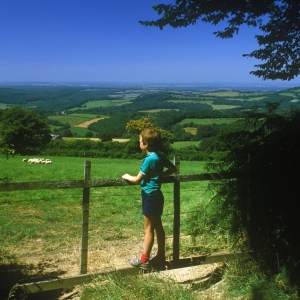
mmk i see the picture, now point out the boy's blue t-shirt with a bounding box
[139,152,173,196]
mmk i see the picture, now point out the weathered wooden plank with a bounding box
[17,252,251,294]
[0,178,129,192]
[17,267,140,294]
[175,171,246,182]
[167,251,251,269]
[0,172,246,192]
[0,180,86,191]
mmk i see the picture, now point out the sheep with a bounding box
[27,158,52,164]
[22,158,27,162]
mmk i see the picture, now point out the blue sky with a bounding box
[1,0,299,87]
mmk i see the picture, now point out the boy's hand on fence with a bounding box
[122,174,130,180]
[122,173,144,184]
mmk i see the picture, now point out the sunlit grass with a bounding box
[180,118,240,125]
[48,114,99,126]
[80,272,198,300]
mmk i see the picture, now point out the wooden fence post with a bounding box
[173,156,180,175]
[247,154,251,251]
[173,156,180,262]
[80,161,91,274]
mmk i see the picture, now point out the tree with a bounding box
[203,107,300,283]
[99,132,112,142]
[63,129,73,137]
[126,117,175,143]
[125,117,175,155]
[0,106,52,155]
[141,1,300,80]
[85,131,94,138]
[0,142,15,160]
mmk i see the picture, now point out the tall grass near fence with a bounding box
[80,272,198,300]
[1,156,230,296]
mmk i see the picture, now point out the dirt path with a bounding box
[74,117,105,128]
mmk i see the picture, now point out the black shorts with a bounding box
[142,190,164,216]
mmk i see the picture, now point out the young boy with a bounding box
[122,129,177,270]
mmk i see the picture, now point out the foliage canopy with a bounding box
[0,106,52,155]
[141,0,300,80]
[207,107,300,283]
[126,117,175,154]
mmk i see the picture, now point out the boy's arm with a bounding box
[122,172,144,184]
[162,164,177,177]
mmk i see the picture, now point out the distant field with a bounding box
[63,137,100,141]
[288,88,300,93]
[70,99,132,110]
[172,141,200,149]
[166,100,199,103]
[198,100,240,110]
[202,91,240,97]
[245,96,269,101]
[62,137,129,142]
[48,114,99,126]
[139,109,179,113]
[180,118,240,125]
[184,127,197,135]
[70,127,97,136]
[211,104,241,110]
[242,91,273,96]
[0,103,10,109]
[74,117,105,128]
[114,92,140,99]
[279,92,295,97]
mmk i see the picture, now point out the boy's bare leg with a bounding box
[154,216,165,257]
[143,215,165,258]
[143,215,155,256]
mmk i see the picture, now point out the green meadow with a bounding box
[68,99,131,110]
[180,118,240,125]
[173,141,200,149]
[202,91,241,97]
[70,127,98,136]
[1,156,215,281]
[48,113,99,126]
[0,103,10,110]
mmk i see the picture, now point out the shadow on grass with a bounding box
[0,261,76,300]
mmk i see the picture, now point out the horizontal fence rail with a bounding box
[0,160,249,297]
[0,171,245,192]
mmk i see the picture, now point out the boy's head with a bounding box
[140,129,162,152]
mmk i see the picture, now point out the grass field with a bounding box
[70,127,98,136]
[183,127,197,135]
[1,156,293,300]
[202,91,241,97]
[1,155,220,299]
[167,99,242,110]
[68,99,132,111]
[48,113,100,126]
[180,118,240,125]
[173,141,200,149]
[166,100,199,103]
[0,103,10,110]
[0,156,214,278]
[139,109,179,113]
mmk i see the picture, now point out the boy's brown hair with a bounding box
[140,129,162,152]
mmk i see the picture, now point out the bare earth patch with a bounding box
[74,118,105,128]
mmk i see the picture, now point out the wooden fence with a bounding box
[0,159,250,295]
